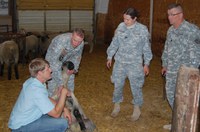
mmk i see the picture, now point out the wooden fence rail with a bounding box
[172,65,200,132]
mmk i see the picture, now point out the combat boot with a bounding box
[130,105,141,121]
[111,103,120,117]
[163,124,171,130]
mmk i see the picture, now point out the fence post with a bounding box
[172,65,200,132]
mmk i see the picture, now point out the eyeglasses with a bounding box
[168,12,182,16]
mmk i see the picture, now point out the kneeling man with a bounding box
[8,58,72,132]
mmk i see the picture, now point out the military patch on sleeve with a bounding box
[194,39,200,44]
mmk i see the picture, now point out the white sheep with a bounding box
[0,40,19,80]
[51,61,96,132]
[26,34,39,59]
[20,31,56,58]
[18,29,39,62]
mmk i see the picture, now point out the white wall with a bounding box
[18,10,93,32]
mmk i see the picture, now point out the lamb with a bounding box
[51,61,96,132]
[0,40,19,80]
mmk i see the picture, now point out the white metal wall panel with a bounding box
[46,11,69,32]
[18,10,44,31]
[71,10,93,32]
[18,10,93,32]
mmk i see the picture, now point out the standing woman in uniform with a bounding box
[106,7,153,121]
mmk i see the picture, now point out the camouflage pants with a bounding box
[165,71,177,109]
[47,70,75,97]
[111,62,144,106]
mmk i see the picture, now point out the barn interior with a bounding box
[0,0,200,132]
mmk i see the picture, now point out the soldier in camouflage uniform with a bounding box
[161,3,200,130]
[106,7,153,121]
[45,28,85,96]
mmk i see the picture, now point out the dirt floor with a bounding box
[0,44,172,132]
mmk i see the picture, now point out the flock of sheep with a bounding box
[0,29,94,80]
[0,29,57,80]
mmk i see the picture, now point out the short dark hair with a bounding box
[168,3,183,11]
[73,28,85,38]
[123,7,139,19]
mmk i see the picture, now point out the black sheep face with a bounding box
[62,61,74,71]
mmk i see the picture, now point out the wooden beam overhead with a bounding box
[17,0,93,10]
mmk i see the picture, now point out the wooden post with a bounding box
[172,65,200,132]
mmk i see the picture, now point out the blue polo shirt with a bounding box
[8,77,54,129]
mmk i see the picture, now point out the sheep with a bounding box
[0,40,19,80]
[84,31,94,53]
[18,34,39,63]
[51,61,96,132]
[38,32,57,57]
[20,31,58,58]
[25,34,39,59]
[18,29,39,63]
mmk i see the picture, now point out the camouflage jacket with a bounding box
[107,22,153,66]
[162,20,200,72]
[45,33,84,73]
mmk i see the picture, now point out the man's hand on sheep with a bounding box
[67,69,77,75]
[63,107,72,125]
[51,85,65,100]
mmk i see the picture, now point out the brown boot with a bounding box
[130,105,141,121]
[163,124,171,130]
[111,103,120,117]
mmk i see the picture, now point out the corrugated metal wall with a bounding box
[18,10,44,31]
[17,0,94,32]
[46,11,69,31]
[18,10,93,32]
